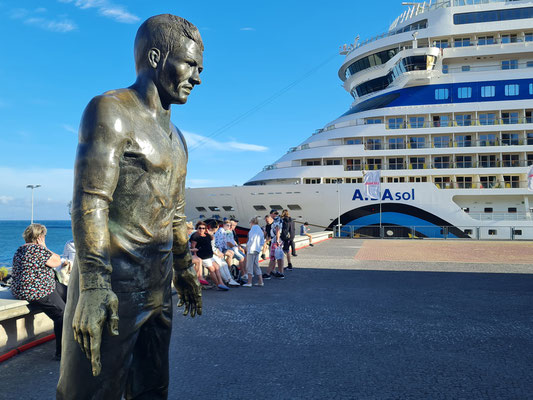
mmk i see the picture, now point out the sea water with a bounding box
[0,220,72,267]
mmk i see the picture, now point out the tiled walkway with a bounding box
[355,240,533,265]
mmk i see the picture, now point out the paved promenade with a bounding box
[2,239,533,399]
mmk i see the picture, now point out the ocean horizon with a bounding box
[0,220,72,267]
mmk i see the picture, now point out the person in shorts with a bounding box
[243,217,265,287]
[265,210,284,279]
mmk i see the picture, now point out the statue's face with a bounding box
[157,38,203,107]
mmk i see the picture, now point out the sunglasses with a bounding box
[198,227,206,230]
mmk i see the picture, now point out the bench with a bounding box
[0,289,54,355]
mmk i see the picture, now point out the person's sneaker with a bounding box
[217,284,229,291]
[273,271,283,278]
[254,282,264,287]
[260,254,266,260]
[242,283,252,287]
[199,279,209,285]
[278,273,285,279]
[291,253,297,257]
[286,263,293,271]
[228,279,240,286]
[309,243,314,247]
[263,273,272,280]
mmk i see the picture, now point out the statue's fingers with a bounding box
[89,329,102,377]
[82,331,92,360]
[108,296,119,336]
[177,296,184,308]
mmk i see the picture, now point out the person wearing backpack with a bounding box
[281,209,296,271]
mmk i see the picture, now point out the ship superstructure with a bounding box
[186,0,533,240]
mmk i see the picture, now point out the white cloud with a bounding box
[0,196,14,204]
[240,27,256,31]
[58,0,139,23]
[183,131,268,153]
[10,7,77,33]
[62,124,78,134]
[25,17,77,32]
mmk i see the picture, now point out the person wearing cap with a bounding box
[264,209,285,279]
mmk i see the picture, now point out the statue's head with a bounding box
[134,14,204,107]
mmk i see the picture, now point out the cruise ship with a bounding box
[186,0,533,240]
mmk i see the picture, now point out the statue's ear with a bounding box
[148,48,161,68]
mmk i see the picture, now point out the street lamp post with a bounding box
[26,184,41,224]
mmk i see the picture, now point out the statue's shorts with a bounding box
[56,264,172,400]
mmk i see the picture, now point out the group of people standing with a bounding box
[187,209,313,289]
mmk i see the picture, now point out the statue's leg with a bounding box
[124,284,172,400]
[56,264,148,400]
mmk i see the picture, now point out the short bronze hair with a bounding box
[23,224,47,243]
[134,14,204,73]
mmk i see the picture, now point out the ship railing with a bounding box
[445,61,533,74]
[386,117,533,130]
[336,223,531,240]
[364,139,533,150]
[346,162,531,171]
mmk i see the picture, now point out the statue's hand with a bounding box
[174,266,202,317]
[72,288,119,376]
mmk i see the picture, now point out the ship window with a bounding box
[409,176,427,183]
[208,206,220,211]
[504,175,520,188]
[501,133,520,146]
[527,133,533,145]
[432,115,451,127]
[442,65,448,74]
[508,207,517,213]
[464,229,472,235]
[456,114,472,126]
[287,204,302,210]
[456,176,472,188]
[480,176,497,188]
[479,154,497,168]
[454,37,470,47]
[528,154,533,165]
[435,88,449,100]
[433,136,450,148]
[502,112,519,124]
[526,33,533,42]
[324,178,343,184]
[477,36,494,45]
[527,62,533,68]
[253,205,267,211]
[305,160,321,166]
[513,229,522,236]
[456,155,472,168]
[481,86,495,98]
[501,34,517,44]
[502,60,518,70]
[345,178,363,183]
[366,138,382,150]
[325,159,341,165]
[409,117,425,128]
[366,159,382,170]
[454,7,533,25]
[388,158,404,170]
[479,113,495,125]
[387,117,404,129]
[365,118,383,124]
[505,84,519,96]
[409,137,426,149]
[479,134,497,147]
[345,159,362,171]
[434,177,450,189]
[455,135,472,148]
[409,157,426,170]
[530,84,533,95]
[457,87,472,99]
[346,138,363,145]
[461,65,470,72]
[304,178,320,184]
[488,229,497,235]
[195,207,207,212]
[433,39,448,48]
[434,156,450,169]
[388,137,405,149]
[387,177,405,183]
[269,205,283,210]
[222,206,235,211]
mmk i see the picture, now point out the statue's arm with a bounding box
[172,127,202,317]
[71,95,128,375]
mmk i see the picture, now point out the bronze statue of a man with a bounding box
[57,14,203,399]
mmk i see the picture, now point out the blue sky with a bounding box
[0,0,406,219]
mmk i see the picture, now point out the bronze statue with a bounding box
[57,14,203,399]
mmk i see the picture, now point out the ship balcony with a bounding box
[344,160,532,171]
[385,117,533,130]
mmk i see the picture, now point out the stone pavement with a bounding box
[2,238,533,399]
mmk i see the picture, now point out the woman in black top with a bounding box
[189,221,229,290]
